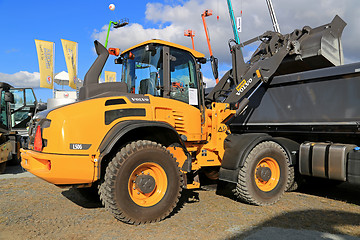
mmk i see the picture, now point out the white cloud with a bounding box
[203,75,216,88]
[93,23,184,52]
[93,0,360,75]
[0,71,40,88]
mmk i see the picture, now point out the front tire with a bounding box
[99,140,183,224]
[234,141,290,205]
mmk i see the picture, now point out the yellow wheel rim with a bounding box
[254,157,280,192]
[128,162,168,207]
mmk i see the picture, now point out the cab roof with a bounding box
[121,39,205,59]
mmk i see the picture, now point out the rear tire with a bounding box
[286,164,304,192]
[99,140,183,224]
[234,141,290,205]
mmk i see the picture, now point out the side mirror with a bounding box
[210,56,219,80]
[198,58,207,64]
[4,91,14,103]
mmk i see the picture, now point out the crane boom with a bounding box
[226,0,240,44]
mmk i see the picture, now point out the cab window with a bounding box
[121,45,163,97]
[10,88,36,129]
[169,48,198,105]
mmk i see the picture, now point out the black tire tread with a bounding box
[234,141,291,206]
[286,165,296,192]
[99,140,183,224]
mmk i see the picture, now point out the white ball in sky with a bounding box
[109,4,115,11]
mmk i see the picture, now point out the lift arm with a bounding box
[206,15,346,116]
[207,29,306,111]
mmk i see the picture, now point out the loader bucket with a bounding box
[276,15,347,75]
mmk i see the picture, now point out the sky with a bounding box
[0,0,359,103]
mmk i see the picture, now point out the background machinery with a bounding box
[0,83,37,173]
[21,15,358,224]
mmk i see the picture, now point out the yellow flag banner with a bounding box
[35,39,54,89]
[105,71,116,82]
[61,39,78,89]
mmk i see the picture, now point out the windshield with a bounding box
[121,45,163,96]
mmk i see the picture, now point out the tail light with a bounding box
[34,125,43,151]
[31,118,50,151]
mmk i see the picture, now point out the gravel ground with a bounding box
[0,165,360,240]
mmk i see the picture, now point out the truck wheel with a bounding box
[286,165,297,192]
[286,165,303,192]
[234,141,290,205]
[99,140,183,224]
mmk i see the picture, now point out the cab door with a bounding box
[168,47,200,106]
[0,90,10,130]
[8,88,37,130]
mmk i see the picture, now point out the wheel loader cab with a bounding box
[120,40,205,107]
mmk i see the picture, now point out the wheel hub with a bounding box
[135,174,156,194]
[256,166,271,182]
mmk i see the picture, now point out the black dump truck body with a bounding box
[229,62,360,184]
[231,62,360,142]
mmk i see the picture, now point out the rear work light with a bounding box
[34,125,43,151]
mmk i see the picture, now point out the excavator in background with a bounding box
[21,15,355,224]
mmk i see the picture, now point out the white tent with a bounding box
[54,71,83,87]
[54,71,69,86]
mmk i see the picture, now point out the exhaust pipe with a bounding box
[79,40,128,100]
[79,41,110,100]
[83,40,109,86]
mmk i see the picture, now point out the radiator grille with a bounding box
[172,111,186,134]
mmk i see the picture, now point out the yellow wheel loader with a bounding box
[21,16,352,224]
